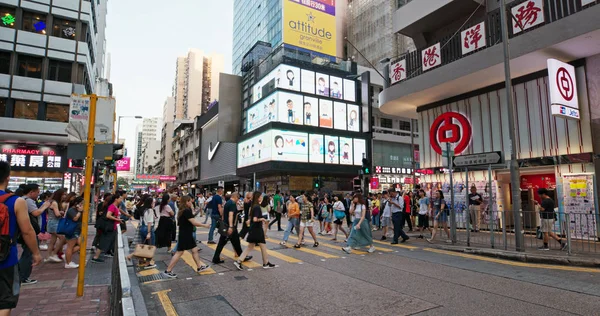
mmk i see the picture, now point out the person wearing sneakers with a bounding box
[20,184,48,285]
[64,197,83,269]
[417,190,432,239]
[212,192,252,265]
[535,188,567,251]
[379,191,391,241]
[342,194,375,254]
[427,190,451,244]
[164,196,211,278]
[280,194,300,246]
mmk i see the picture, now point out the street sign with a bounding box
[218,180,224,187]
[453,151,503,167]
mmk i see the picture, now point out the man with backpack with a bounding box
[0,161,42,313]
[19,184,47,285]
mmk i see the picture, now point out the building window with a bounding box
[0,6,16,29]
[380,118,393,129]
[52,18,76,40]
[22,11,47,34]
[0,98,6,117]
[79,22,88,41]
[46,103,69,122]
[14,100,39,120]
[48,60,72,82]
[399,120,411,131]
[17,55,43,78]
[0,51,10,74]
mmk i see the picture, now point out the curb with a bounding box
[432,245,600,268]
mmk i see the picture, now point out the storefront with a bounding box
[417,59,599,239]
[0,143,68,192]
[370,141,417,192]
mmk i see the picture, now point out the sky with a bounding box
[105,0,234,164]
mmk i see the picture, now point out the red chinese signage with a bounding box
[0,144,66,172]
[512,0,544,35]
[461,22,486,55]
[390,59,406,84]
[422,43,441,71]
[429,112,472,156]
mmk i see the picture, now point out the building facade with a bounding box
[140,140,160,174]
[0,0,107,189]
[135,117,161,174]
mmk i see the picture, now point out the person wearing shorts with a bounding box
[416,190,432,239]
[379,191,391,241]
[536,188,566,251]
[427,190,450,244]
[294,193,319,248]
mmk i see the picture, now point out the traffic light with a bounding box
[362,158,371,175]
[313,178,320,189]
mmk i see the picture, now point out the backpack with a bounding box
[0,193,15,262]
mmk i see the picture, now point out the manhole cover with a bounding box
[234,276,247,281]
[139,273,167,283]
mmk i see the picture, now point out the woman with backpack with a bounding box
[331,195,348,241]
[342,194,375,254]
[155,193,175,250]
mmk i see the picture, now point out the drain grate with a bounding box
[234,276,247,281]
[139,273,168,283]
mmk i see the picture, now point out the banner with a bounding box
[115,157,130,171]
[136,174,177,182]
[282,0,337,57]
[66,95,116,143]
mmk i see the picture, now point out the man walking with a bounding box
[468,186,483,232]
[212,192,252,264]
[19,184,48,285]
[344,193,352,228]
[207,187,224,244]
[269,190,284,231]
[536,188,566,251]
[389,188,409,244]
[203,192,213,224]
[239,192,253,238]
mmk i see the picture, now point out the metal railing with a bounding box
[110,229,136,316]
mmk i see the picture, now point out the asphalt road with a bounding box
[133,220,600,316]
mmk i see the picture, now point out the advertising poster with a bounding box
[115,157,131,171]
[278,92,303,125]
[333,102,347,130]
[319,99,333,128]
[252,66,281,103]
[353,139,366,166]
[304,96,319,126]
[247,92,278,132]
[66,96,115,143]
[347,104,360,132]
[330,76,343,99]
[309,134,324,163]
[271,130,308,163]
[339,137,353,165]
[562,174,597,239]
[301,69,316,94]
[282,0,337,57]
[324,136,339,164]
[316,73,330,97]
[343,79,356,102]
[238,130,272,168]
[278,65,301,91]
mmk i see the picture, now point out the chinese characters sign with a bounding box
[548,59,580,120]
[390,59,406,85]
[461,22,486,55]
[0,144,66,172]
[512,0,544,35]
[374,166,414,175]
[421,43,441,72]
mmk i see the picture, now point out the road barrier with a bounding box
[110,229,136,316]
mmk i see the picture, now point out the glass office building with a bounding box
[232,0,282,75]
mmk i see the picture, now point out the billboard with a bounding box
[115,157,131,171]
[282,0,337,57]
[66,95,115,143]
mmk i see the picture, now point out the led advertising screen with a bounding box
[247,92,278,132]
[339,137,353,165]
[343,79,356,102]
[319,99,333,128]
[278,92,303,125]
[278,65,301,91]
[333,102,347,130]
[301,69,315,94]
[315,73,330,97]
[329,76,343,99]
[347,104,360,132]
[238,130,273,168]
[309,134,324,163]
[324,136,339,164]
[271,130,308,163]
[304,96,319,126]
[353,138,367,166]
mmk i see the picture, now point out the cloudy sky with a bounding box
[106,0,234,164]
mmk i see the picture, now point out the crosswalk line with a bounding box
[240,240,302,264]
[286,235,368,255]
[205,243,262,268]
[152,290,178,316]
[138,268,160,277]
[372,239,418,250]
[180,251,217,275]
[266,238,339,259]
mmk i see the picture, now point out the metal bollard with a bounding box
[565,213,572,256]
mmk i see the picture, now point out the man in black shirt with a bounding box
[212,192,252,264]
[468,186,483,232]
[536,188,566,251]
[239,192,252,239]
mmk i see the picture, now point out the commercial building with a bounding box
[0,0,108,189]
[379,0,600,238]
[157,96,175,175]
[139,140,160,175]
[135,117,161,174]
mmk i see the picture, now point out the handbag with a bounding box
[57,213,77,236]
[132,244,156,259]
[320,205,329,219]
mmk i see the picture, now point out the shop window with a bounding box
[0,98,6,117]
[0,51,10,74]
[17,55,43,79]
[48,59,72,82]
[14,100,39,120]
[22,10,47,34]
[0,6,16,29]
[380,117,393,129]
[52,18,76,40]
[46,103,69,122]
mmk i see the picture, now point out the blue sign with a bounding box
[34,21,46,32]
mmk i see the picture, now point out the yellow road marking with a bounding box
[240,240,302,263]
[205,243,262,268]
[138,268,160,277]
[152,289,178,316]
[287,235,368,254]
[372,239,418,250]
[423,248,600,273]
[269,237,339,259]
[180,251,216,275]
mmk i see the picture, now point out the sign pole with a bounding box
[489,163,495,248]
[465,167,470,246]
[447,143,457,243]
[77,94,97,297]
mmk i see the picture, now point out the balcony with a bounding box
[380,0,600,118]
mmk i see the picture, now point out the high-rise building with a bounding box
[0,0,108,191]
[140,140,160,174]
[135,117,161,174]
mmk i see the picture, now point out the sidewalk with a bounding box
[11,227,111,316]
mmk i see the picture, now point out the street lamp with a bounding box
[114,115,142,192]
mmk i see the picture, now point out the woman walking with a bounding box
[260,195,271,235]
[155,193,175,250]
[64,197,83,269]
[293,193,319,248]
[331,195,349,241]
[233,192,278,270]
[371,196,380,231]
[164,196,210,278]
[46,189,66,263]
[280,194,300,246]
[137,197,158,269]
[342,194,375,254]
[417,190,432,239]
[91,194,123,263]
[427,190,451,244]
